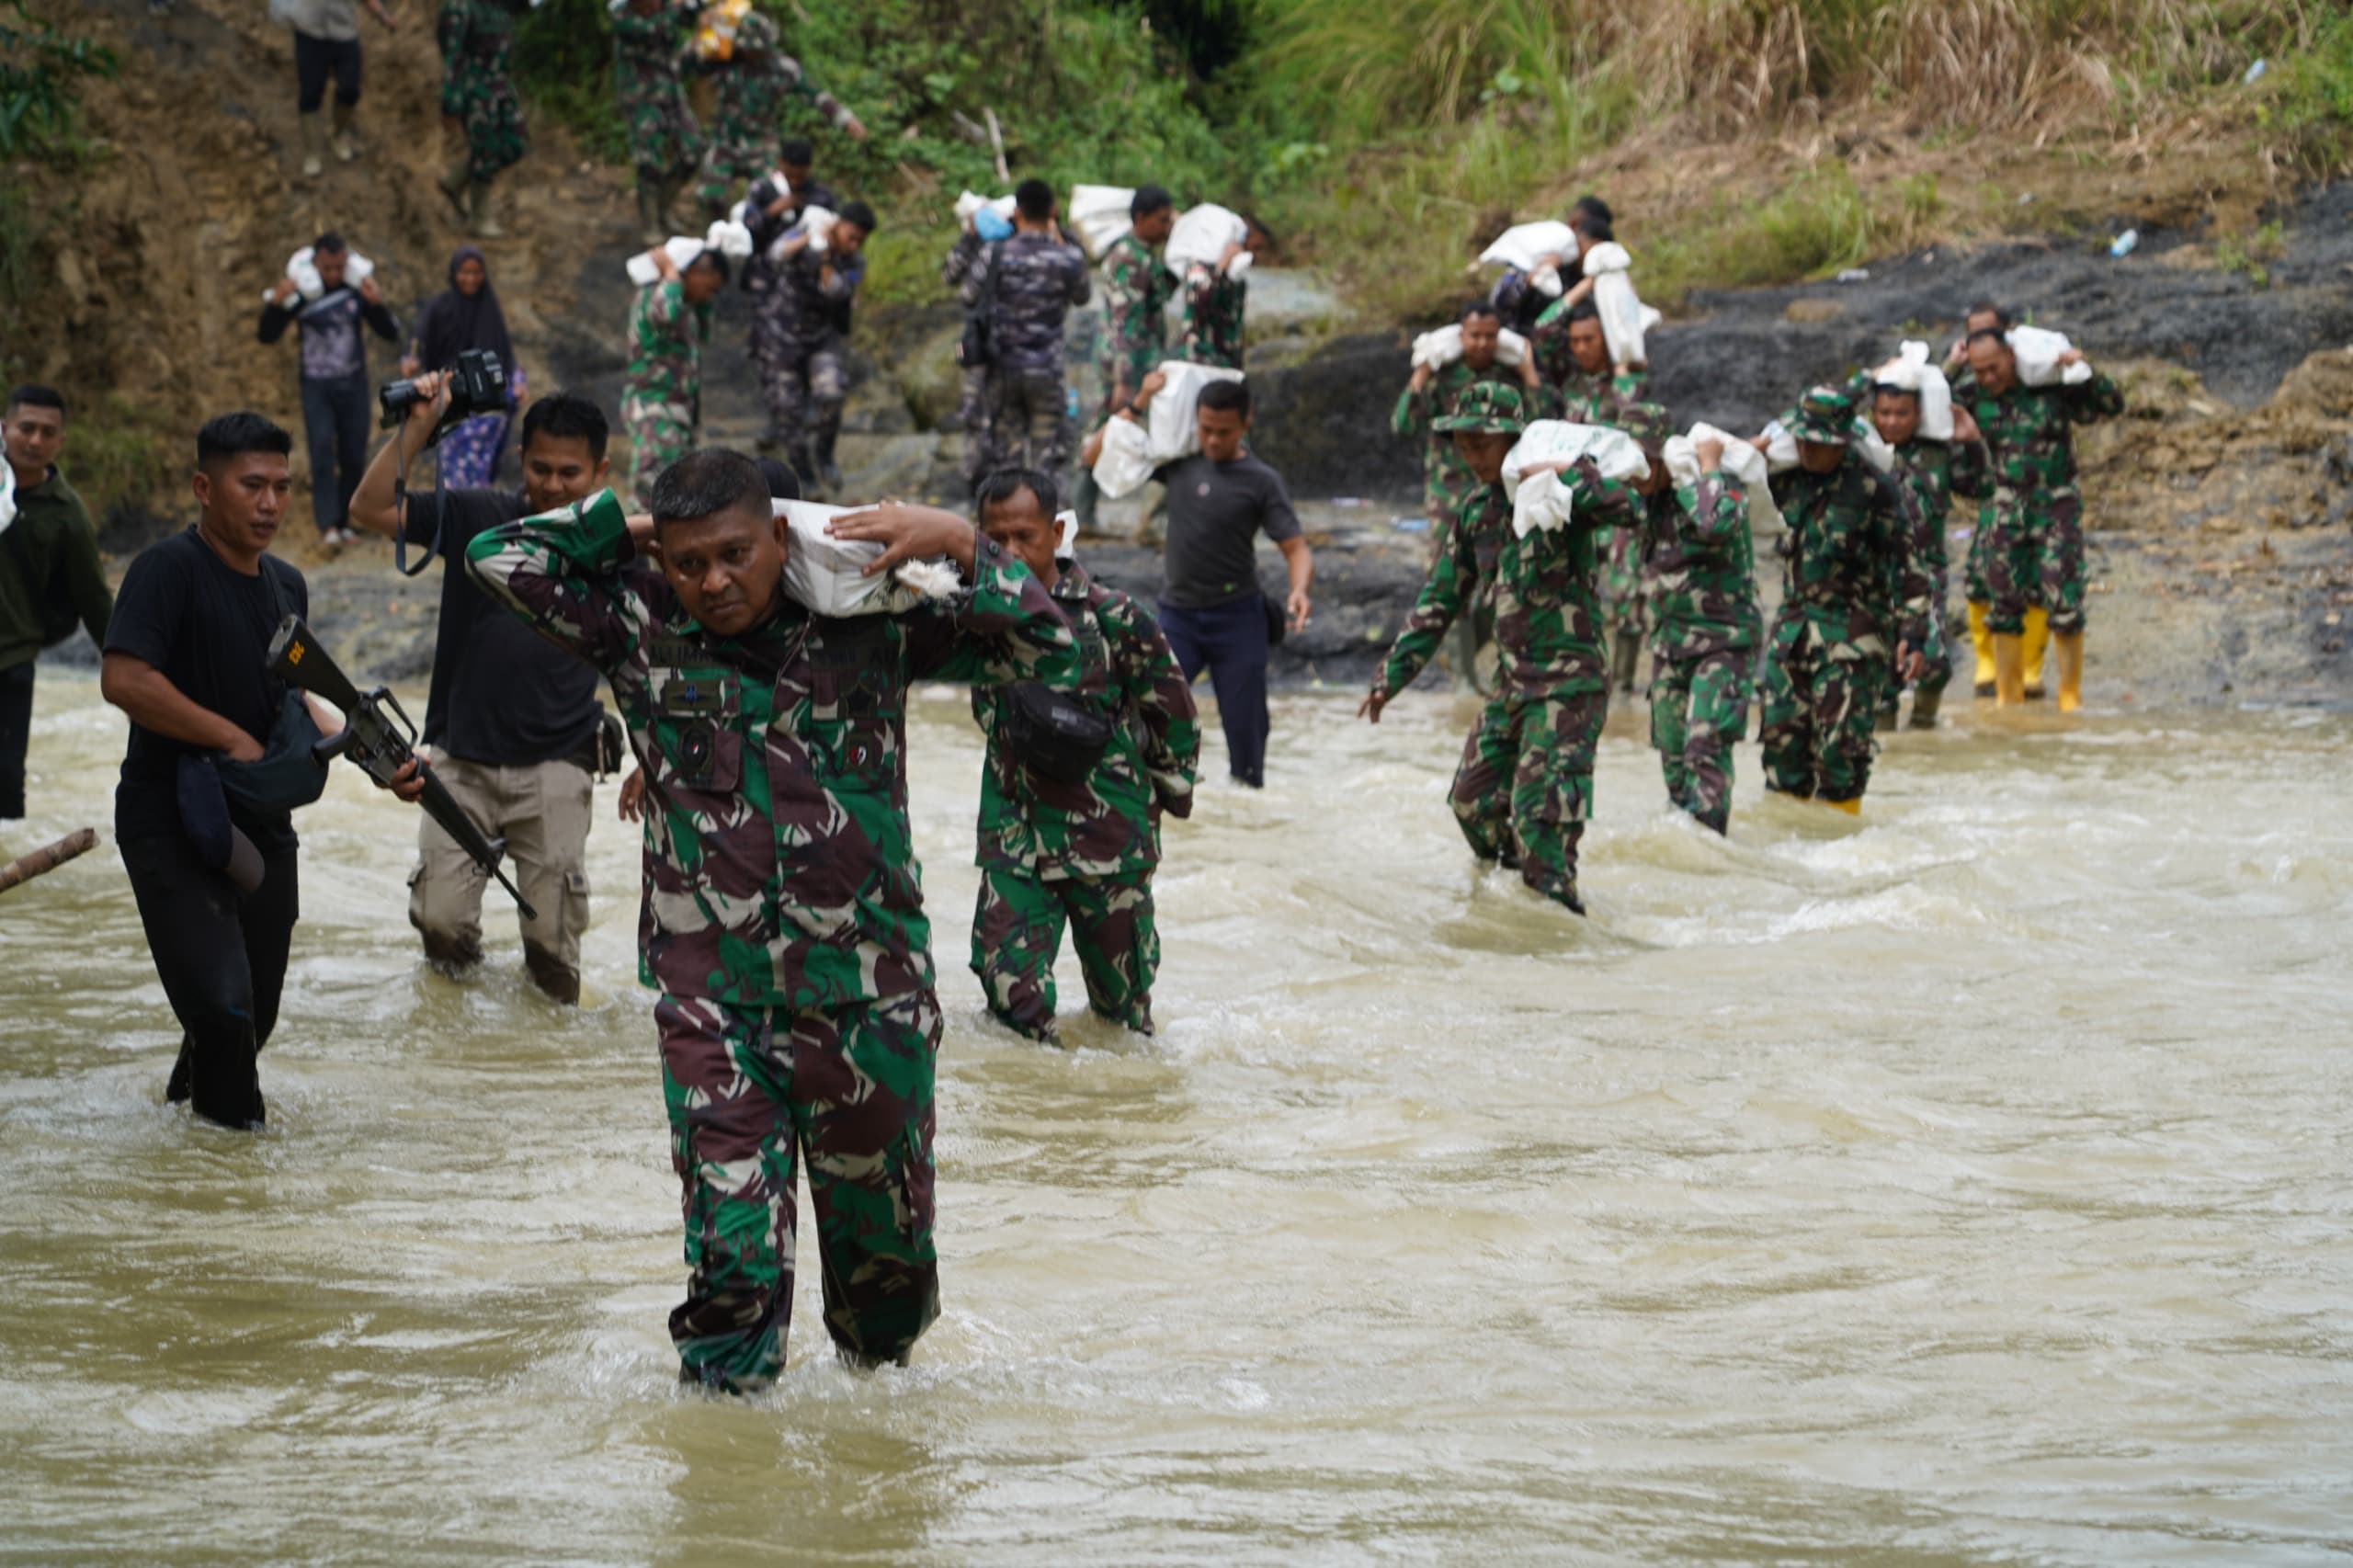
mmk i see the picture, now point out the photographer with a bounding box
[347,371,614,1004]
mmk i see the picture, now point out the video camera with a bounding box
[380,347,506,433]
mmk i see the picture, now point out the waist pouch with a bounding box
[176,756,267,895]
[570,708,628,778]
[215,691,329,817]
[1003,682,1113,785]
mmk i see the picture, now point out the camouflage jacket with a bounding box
[1583,472,1761,657]
[611,3,689,103]
[1529,307,1648,415]
[1380,475,1629,700]
[437,0,514,97]
[465,497,1079,1008]
[1179,267,1245,370]
[1768,452,1933,655]
[1099,233,1174,399]
[1949,371,2125,520]
[625,278,710,408]
[1392,359,1531,518]
[966,231,1092,377]
[705,49,853,156]
[972,562,1199,881]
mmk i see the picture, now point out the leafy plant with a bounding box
[0,0,119,160]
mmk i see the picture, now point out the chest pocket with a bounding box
[809,629,904,789]
[654,669,743,793]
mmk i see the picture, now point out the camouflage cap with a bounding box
[734,7,779,51]
[1612,401,1674,450]
[1789,383,1856,446]
[1432,381,1530,436]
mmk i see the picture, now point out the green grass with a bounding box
[63,396,183,530]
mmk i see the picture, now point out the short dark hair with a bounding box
[313,232,347,256]
[1571,209,1613,244]
[1460,301,1503,327]
[756,456,801,501]
[1573,194,1613,229]
[518,392,610,462]
[1014,178,1054,221]
[974,467,1060,520]
[1965,300,2011,328]
[650,447,768,528]
[1871,382,1922,405]
[686,249,730,283]
[1565,300,1602,324]
[1966,326,2008,348]
[1197,379,1252,418]
[779,138,814,167]
[196,412,292,473]
[1131,184,1174,219]
[6,384,65,418]
[836,199,878,233]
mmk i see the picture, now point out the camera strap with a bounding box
[391,424,447,580]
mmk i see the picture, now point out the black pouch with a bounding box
[1003,682,1113,785]
[215,691,329,816]
[1262,592,1288,649]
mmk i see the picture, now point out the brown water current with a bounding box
[2,670,2349,1564]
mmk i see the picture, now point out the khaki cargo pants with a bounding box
[408,752,595,1003]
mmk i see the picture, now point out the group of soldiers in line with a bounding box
[1370,208,2125,911]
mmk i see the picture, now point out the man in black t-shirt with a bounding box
[101,414,316,1130]
[348,380,611,1002]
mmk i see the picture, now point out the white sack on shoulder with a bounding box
[1409,324,1529,371]
[1144,360,1245,463]
[0,453,15,537]
[1500,421,1652,538]
[778,500,960,617]
[625,220,754,286]
[1479,221,1577,275]
[1068,185,1136,258]
[1578,244,1648,366]
[1762,416,1896,475]
[1662,422,1783,535]
[2007,324,2094,387]
[1871,340,1955,439]
[287,245,375,301]
[1091,415,1156,500]
[1165,204,1248,275]
[954,189,1017,226]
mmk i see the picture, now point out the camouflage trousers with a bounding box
[1449,688,1608,908]
[623,391,696,508]
[980,368,1074,488]
[1877,566,1956,716]
[1984,487,2088,636]
[1963,507,1993,606]
[1598,528,1650,634]
[1649,646,1753,835]
[754,331,846,463]
[1759,613,1881,803]
[970,866,1158,1040]
[695,131,775,216]
[625,88,699,181]
[443,64,526,181]
[656,990,942,1392]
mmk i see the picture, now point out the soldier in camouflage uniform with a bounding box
[434,0,529,238]
[1858,373,1966,730]
[968,181,1092,492]
[611,0,700,244]
[621,245,728,506]
[745,201,874,495]
[1072,187,1177,529]
[1392,301,1548,691]
[1360,382,1634,915]
[1757,386,1936,813]
[964,471,1199,1040]
[691,11,867,222]
[1949,328,2124,710]
[1177,224,1254,370]
[464,452,1077,1392]
[1580,407,1761,835]
[1531,297,1653,695]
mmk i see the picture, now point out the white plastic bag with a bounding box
[1068,185,1136,258]
[1090,415,1156,501]
[1499,421,1652,537]
[1479,221,1577,277]
[1144,360,1246,463]
[1165,204,1248,275]
[626,220,754,285]
[1408,324,1529,372]
[954,189,1017,227]
[1054,508,1080,561]
[1580,242,1649,366]
[778,500,961,618]
[286,245,375,301]
[2007,324,2094,387]
[1662,422,1783,535]
[1871,340,1955,439]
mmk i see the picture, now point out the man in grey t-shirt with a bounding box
[1115,376,1313,788]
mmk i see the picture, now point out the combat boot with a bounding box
[298,113,327,178]
[437,156,472,223]
[1908,686,1942,730]
[635,177,666,246]
[2020,606,2052,699]
[2052,631,2085,712]
[1968,601,1995,697]
[1992,631,2027,707]
[468,179,506,239]
[329,99,360,162]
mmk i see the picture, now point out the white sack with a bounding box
[1090,415,1156,500]
[1068,185,1136,258]
[286,245,375,301]
[954,189,1017,226]
[778,500,960,618]
[1500,421,1652,538]
[1054,509,1080,561]
[1165,204,1248,275]
[0,453,15,537]
[1871,340,1955,439]
[1580,242,1649,366]
[1762,416,1896,475]
[1408,324,1530,372]
[2006,324,2094,387]
[1480,221,1577,275]
[1662,422,1783,535]
[1143,360,1246,463]
[626,220,755,286]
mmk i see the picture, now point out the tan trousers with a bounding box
[407,752,595,1003]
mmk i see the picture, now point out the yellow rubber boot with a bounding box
[1823,796,1861,816]
[1968,601,1995,696]
[2053,631,2084,713]
[1993,632,2027,708]
[2021,607,2051,699]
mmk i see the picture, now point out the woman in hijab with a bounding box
[401,245,526,488]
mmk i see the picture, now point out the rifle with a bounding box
[267,616,538,920]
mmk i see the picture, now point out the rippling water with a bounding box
[2,670,2348,1564]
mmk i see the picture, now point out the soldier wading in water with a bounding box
[466,449,1075,1392]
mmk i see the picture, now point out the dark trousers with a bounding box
[294,30,362,111]
[118,813,300,1130]
[1160,593,1271,788]
[0,659,32,819]
[301,370,372,536]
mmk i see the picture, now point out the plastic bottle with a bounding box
[2109,230,2140,258]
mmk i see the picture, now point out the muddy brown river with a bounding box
[2,670,2347,1563]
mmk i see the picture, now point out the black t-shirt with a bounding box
[105,527,310,851]
[404,487,601,767]
[1154,452,1302,609]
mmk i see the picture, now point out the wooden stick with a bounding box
[0,827,97,895]
[983,107,1009,184]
